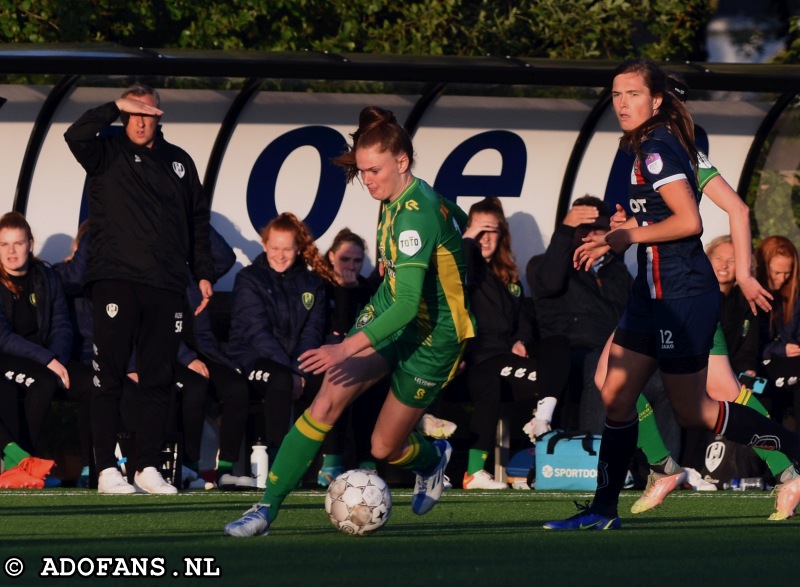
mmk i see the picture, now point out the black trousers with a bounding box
[59,360,94,469]
[173,355,249,464]
[246,357,313,449]
[760,356,800,431]
[0,355,59,454]
[91,280,184,472]
[456,335,571,452]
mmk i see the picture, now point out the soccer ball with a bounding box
[324,469,392,536]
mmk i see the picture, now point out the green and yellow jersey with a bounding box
[356,177,475,366]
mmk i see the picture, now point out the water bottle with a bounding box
[724,477,764,491]
[250,439,269,489]
[737,477,764,491]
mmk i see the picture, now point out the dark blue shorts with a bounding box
[615,282,720,374]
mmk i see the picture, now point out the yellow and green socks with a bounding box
[388,431,441,474]
[635,395,671,467]
[261,410,332,523]
[467,449,489,476]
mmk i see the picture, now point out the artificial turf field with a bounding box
[1,487,799,587]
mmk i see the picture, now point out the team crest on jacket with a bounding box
[507,283,521,297]
[355,306,375,329]
[172,162,185,178]
[29,293,37,307]
[106,303,118,318]
[645,153,663,174]
[302,292,315,310]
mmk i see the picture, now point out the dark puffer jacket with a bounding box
[527,223,632,350]
[227,254,327,375]
[0,261,72,366]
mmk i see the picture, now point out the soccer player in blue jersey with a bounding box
[224,106,476,537]
[544,58,800,530]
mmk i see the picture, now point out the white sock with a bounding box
[535,396,557,423]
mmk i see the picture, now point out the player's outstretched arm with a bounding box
[703,175,772,315]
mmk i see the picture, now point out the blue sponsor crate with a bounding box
[535,430,599,490]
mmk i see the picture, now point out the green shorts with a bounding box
[710,322,728,356]
[373,336,465,409]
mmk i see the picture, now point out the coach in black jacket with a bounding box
[64,85,214,494]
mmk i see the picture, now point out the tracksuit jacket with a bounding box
[527,223,632,351]
[227,254,327,376]
[178,227,237,369]
[63,101,214,293]
[0,262,72,367]
[462,237,536,366]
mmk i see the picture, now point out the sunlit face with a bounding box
[124,93,160,149]
[470,212,502,262]
[709,241,735,288]
[328,242,365,284]
[0,227,33,276]
[355,144,409,202]
[768,254,794,291]
[612,71,662,132]
[263,229,298,274]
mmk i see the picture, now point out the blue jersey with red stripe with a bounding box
[627,125,716,300]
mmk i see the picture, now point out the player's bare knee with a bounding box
[308,389,342,424]
[369,435,399,462]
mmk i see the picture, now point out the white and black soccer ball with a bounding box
[324,469,392,536]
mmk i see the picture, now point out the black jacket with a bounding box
[527,223,632,350]
[760,292,800,360]
[0,261,72,366]
[179,227,237,369]
[54,234,92,364]
[720,285,759,375]
[64,101,214,293]
[325,276,375,344]
[463,238,535,366]
[227,254,327,375]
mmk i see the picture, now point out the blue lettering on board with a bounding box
[433,130,526,202]
[246,126,349,237]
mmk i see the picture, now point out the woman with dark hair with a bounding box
[225,106,475,537]
[0,212,76,488]
[315,228,387,486]
[545,58,800,530]
[458,197,569,489]
[227,212,331,457]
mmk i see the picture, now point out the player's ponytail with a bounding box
[333,106,415,183]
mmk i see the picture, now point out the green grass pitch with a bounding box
[1,487,799,587]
